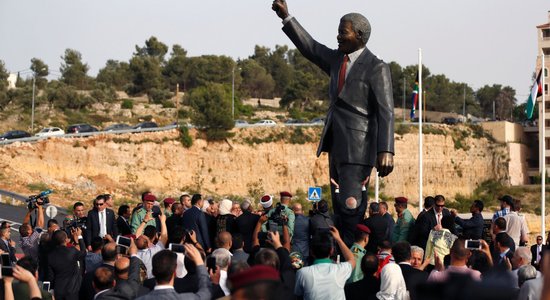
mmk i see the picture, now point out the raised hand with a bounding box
[271,0,289,19]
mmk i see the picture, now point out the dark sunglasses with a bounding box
[95,202,105,206]
[435,204,445,208]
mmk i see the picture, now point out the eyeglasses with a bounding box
[96,202,105,206]
[435,204,445,208]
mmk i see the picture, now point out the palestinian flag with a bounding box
[410,73,419,119]
[526,69,542,119]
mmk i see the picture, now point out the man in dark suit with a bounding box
[272,0,395,245]
[136,246,211,300]
[362,202,389,254]
[0,222,17,263]
[79,242,117,300]
[452,200,485,240]
[181,194,211,251]
[414,195,450,249]
[393,241,428,300]
[85,195,118,247]
[531,235,545,269]
[234,200,260,253]
[46,228,87,300]
[116,204,132,237]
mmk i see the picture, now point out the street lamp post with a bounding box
[31,68,46,133]
[232,67,235,120]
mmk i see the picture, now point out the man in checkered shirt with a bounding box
[492,195,513,222]
[19,201,45,262]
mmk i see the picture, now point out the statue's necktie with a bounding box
[337,55,349,94]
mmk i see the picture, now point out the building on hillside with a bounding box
[7,73,17,89]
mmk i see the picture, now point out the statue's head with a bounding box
[338,13,370,53]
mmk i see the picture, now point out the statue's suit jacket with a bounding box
[283,17,395,166]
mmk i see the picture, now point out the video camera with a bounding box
[269,203,287,226]
[67,217,87,231]
[26,189,52,210]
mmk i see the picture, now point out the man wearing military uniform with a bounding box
[261,192,296,239]
[392,197,415,244]
[348,224,370,283]
[130,194,158,233]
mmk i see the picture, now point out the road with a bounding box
[0,202,67,254]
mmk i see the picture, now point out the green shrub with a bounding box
[161,100,175,108]
[395,123,411,135]
[179,126,193,148]
[148,88,173,104]
[121,99,134,109]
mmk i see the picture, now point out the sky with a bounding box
[1,0,549,102]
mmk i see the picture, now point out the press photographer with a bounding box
[19,196,45,263]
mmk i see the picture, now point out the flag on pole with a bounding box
[410,73,419,119]
[526,69,543,119]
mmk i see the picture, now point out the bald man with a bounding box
[292,203,310,263]
[80,242,118,299]
[216,231,233,251]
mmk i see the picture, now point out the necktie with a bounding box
[437,213,442,225]
[99,211,107,238]
[337,55,349,94]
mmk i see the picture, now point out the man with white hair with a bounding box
[517,265,542,300]
[511,247,541,288]
[410,246,425,270]
[210,248,232,296]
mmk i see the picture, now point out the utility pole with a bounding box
[175,83,179,123]
[463,84,466,120]
[403,77,406,122]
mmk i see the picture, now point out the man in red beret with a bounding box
[392,197,415,243]
[130,194,158,234]
[261,192,296,239]
[163,198,175,217]
[348,224,371,283]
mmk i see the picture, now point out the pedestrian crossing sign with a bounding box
[308,187,322,201]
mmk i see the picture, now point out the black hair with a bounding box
[360,253,379,275]
[310,231,333,259]
[73,202,84,210]
[118,204,130,216]
[369,202,380,213]
[255,248,280,270]
[392,241,412,263]
[191,194,202,206]
[101,243,118,262]
[52,229,67,246]
[144,225,157,240]
[152,250,177,284]
[473,200,484,212]
[494,217,507,231]
[91,237,104,252]
[495,232,514,249]
[93,266,115,291]
[16,256,38,274]
[47,219,58,228]
[424,196,435,209]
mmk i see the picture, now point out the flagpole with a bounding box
[375,171,379,203]
[418,48,423,211]
[542,53,546,244]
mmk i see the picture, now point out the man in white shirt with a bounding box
[531,235,545,270]
[294,227,355,300]
[135,212,167,279]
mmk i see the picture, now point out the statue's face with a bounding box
[337,21,363,54]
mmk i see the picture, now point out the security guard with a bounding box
[262,192,296,238]
[348,224,370,283]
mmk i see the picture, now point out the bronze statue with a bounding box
[272,0,395,245]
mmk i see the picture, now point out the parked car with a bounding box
[442,117,458,125]
[310,117,326,125]
[66,124,99,134]
[35,127,65,137]
[133,121,158,129]
[235,120,249,127]
[284,119,308,125]
[254,119,277,127]
[103,123,132,132]
[0,130,31,141]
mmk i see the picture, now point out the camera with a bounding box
[67,217,87,231]
[269,203,287,226]
[26,189,52,210]
[465,239,482,250]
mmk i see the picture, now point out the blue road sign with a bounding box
[308,187,322,201]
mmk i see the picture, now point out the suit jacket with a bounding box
[234,210,260,253]
[85,208,118,246]
[415,208,450,249]
[363,214,389,253]
[0,238,17,263]
[398,263,428,300]
[531,244,545,266]
[96,257,149,300]
[80,263,115,300]
[116,216,132,237]
[455,212,484,240]
[282,17,394,166]
[181,206,211,250]
[136,265,211,300]
[47,238,87,299]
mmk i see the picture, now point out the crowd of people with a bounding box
[1,190,550,300]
